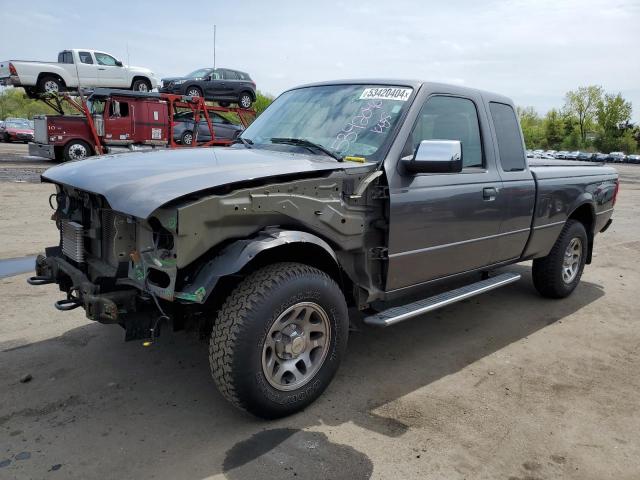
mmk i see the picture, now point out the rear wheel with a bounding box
[180,130,194,146]
[209,262,349,418]
[132,78,151,92]
[532,219,588,298]
[186,86,202,97]
[63,139,92,162]
[238,92,253,109]
[37,75,64,95]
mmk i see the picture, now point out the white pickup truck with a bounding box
[0,49,158,96]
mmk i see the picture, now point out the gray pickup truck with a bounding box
[29,80,618,418]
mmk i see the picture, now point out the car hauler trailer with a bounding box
[28,89,255,162]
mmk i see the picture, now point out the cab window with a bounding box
[404,96,484,169]
[95,53,118,66]
[489,102,526,171]
[109,101,129,117]
[79,51,93,64]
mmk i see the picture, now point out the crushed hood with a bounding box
[42,147,372,218]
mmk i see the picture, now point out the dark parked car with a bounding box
[173,110,243,145]
[595,153,609,162]
[0,118,34,143]
[609,152,626,163]
[160,68,256,108]
[626,154,640,164]
[577,152,593,161]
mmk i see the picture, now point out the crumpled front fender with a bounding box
[174,228,338,304]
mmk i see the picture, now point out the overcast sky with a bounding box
[1,0,639,120]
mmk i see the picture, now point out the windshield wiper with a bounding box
[232,136,253,149]
[270,137,342,162]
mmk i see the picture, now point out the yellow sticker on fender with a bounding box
[360,87,412,101]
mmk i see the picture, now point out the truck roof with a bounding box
[289,79,514,105]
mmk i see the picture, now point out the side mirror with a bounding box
[204,75,212,81]
[115,60,123,67]
[402,140,462,174]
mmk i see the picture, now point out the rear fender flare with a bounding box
[175,228,339,304]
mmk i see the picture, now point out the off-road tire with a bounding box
[532,219,588,298]
[209,262,349,418]
[132,78,151,92]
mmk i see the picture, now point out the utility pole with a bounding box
[213,24,217,70]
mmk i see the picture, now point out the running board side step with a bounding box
[364,272,521,327]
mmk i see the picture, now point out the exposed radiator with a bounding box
[61,220,85,263]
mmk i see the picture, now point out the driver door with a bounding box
[95,52,128,88]
[385,94,505,291]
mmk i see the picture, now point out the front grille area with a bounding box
[101,210,136,267]
[62,220,85,263]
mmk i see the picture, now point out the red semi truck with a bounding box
[29,89,254,162]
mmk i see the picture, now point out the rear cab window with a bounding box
[79,51,93,64]
[489,102,526,171]
[58,51,74,64]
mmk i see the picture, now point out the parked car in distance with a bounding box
[609,152,626,163]
[526,149,534,158]
[565,151,580,160]
[173,110,243,145]
[555,151,568,159]
[0,118,34,142]
[160,68,256,108]
[626,154,640,164]
[577,151,593,161]
[594,153,609,162]
[0,49,158,96]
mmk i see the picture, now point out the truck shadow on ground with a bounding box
[0,266,604,479]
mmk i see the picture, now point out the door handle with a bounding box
[98,68,106,70]
[483,187,497,201]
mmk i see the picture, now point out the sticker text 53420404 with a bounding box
[359,87,412,102]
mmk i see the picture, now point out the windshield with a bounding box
[187,68,213,78]
[241,84,414,160]
[6,120,31,129]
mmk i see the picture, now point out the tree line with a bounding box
[518,85,638,154]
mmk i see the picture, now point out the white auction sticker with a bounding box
[360,87,412,101]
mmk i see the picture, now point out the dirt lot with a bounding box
[0,157,638,480]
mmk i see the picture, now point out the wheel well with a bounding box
[37,73,66,87]
[185,84,202,94]
[568,203,595,263]
[131,76,151,88]
[64,138,93,153]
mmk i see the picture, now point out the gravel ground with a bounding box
[0,153,638,480]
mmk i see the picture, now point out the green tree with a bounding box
[543,109,564,149]
[517,106,545,148]
[564,85,603,145]
[594,93,633,153]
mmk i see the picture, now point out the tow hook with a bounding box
[54,289,82,311]
[27,275,54,285]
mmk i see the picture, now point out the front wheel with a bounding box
[132,78,151,92]
[532,219,588,298]
[63,140,92,162]
[209,262,349,418]
[180,130,193,146]
[186,86,202,98]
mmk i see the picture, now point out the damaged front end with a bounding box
[28,185,180,341]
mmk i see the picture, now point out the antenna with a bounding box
[213,24,217,70]
[126,42,130,67]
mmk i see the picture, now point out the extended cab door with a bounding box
[385,93,506,291]
[94,52,128,88]
[75,51,99,88]
[486,100,536,263]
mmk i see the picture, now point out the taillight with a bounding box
[8,62,17,76]
[612,180,620,206]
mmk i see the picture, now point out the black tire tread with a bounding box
[532,219,586,298]
[209,262,337,412]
